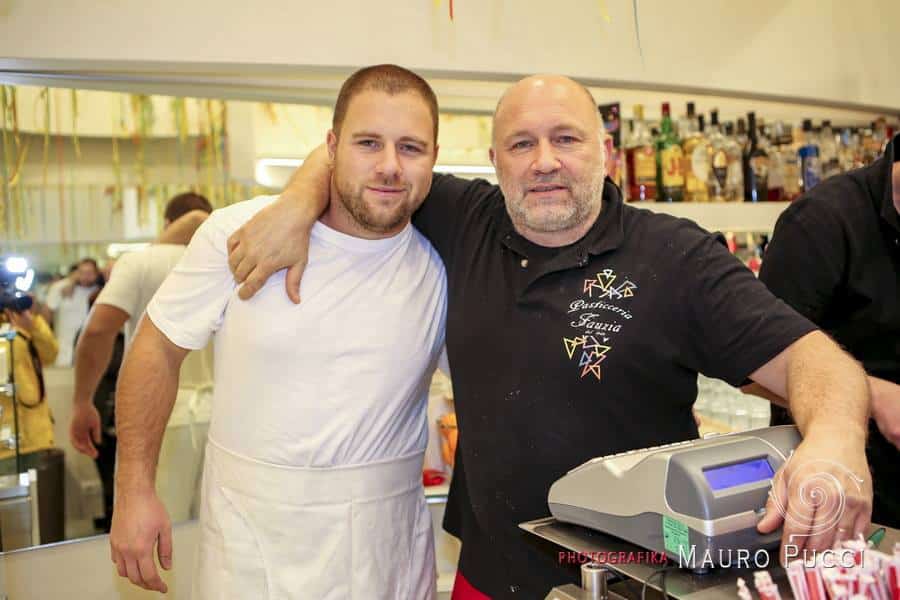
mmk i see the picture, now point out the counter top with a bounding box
[521,517,900,600]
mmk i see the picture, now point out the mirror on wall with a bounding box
[1,75,895,554]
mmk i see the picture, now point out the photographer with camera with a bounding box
[0,257,63,542]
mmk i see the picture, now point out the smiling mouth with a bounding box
[527,184,568,194]
[367,186,405,195]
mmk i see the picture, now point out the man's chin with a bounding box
[523,208,579,232]
[358,210,410,235]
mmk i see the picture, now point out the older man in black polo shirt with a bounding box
[226,74,874,599]
[756,133,900,528]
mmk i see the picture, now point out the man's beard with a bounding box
[500,165,606,234]
[334,175,412,235]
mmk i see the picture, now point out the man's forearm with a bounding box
[73,331,116,406]
[786,333,869,440]
[115,325,185,491]
[282,144,331,221]
[741,382,788,408]
[156,209,209,245]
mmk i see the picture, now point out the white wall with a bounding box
[0,0,897,110]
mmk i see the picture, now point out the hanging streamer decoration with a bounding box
[204,100,216,205]
[70,89,81,159]
[596,0,611,23]
[6,87,29,237]
[0,86,11,236]
[219,100,231,206]
[172,97,189,186]
[433,0,453,21]
[130,94,154,224]
[260,102,278,126]
[41,87,50,188]
[54,89,67,246]
[110,95,124,212]
[631,0,644,64]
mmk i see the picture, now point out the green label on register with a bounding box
[662,515,690,556]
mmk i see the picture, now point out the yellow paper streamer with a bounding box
[0,86,11,235]
[41,87,50,188]
[110,95,123,212]
[71,89,81,158]
[597,0,611,23]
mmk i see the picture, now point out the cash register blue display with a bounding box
[548,426,800,569]
[703,458,775,491]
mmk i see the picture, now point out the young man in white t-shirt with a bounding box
[69,192,212,532]
[110,65,448,599]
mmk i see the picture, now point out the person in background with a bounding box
[0,271,62,542]
[46,258,102,367]
[755,132,900,528]
[69,192,213,533]
[227,73,874,598]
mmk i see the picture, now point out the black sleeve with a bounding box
[671,225,819,387]
[412,173,500,268]
[758,201,846,324]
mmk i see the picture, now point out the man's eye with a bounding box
[400,144,423,154]
[511,140,533,150]
[358,139,380,149]
[557,135,577,144]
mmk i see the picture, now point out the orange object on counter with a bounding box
[438,412,457,468]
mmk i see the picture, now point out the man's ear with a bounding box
[327,130,338,161]
[489,147,496,167]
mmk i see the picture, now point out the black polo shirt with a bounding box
[413,175,816,597]
[760,134,900,528]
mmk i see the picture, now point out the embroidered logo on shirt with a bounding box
[563,268,637,381]
[583,268,638,299]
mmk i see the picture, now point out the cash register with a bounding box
[547,426,800,569]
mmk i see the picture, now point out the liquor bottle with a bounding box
[679,101,697,138]
[736,118,749,150]
[839,128,862,172]
[742,112,769,202]
[656,102,684,202]
[819,120,840,179]
[778,122,801,201]
[706,110,728,202]
[723,122,744,202]
[798,119,822,193]
[682,110,709,202]
[624,105,657,201]
[765,122,785,201]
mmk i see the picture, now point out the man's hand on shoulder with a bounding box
[227,145,332,302]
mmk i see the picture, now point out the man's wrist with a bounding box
[115,464,156,495]
[73,394,94,407]
[804,420,868,446]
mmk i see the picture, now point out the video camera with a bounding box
[0,257,35,313]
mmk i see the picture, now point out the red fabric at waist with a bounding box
[452,571,491,600]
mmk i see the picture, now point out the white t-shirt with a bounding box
[47,281,98,367]
[95,243,213,386]
[95,244,186,346]
[147,196,448,467]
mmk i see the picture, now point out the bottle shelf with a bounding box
[632,201,790,233]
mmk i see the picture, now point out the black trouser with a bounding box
[93,431,117,532]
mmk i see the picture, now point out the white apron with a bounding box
[192,439,437,600]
